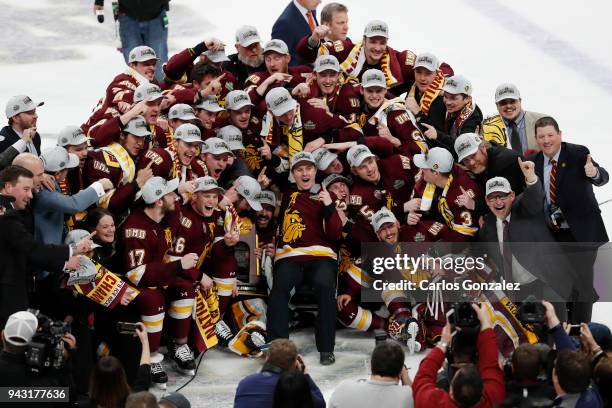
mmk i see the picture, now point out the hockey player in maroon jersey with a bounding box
[119,176,198,387]
[261,87,361,159]
[243,39,312,108]
[199,137,234,182]
[137,124,207,193]
[291,55,362,122]
[357,69,429,159]
[194,96,225,140]
[166,176,239,368]
[57,126,90,196]
[83,116,154,215]
[404,147,482,242]
[346,143,416,243]
[267,151,343,366]
[297,20,418,96]
[87,83,170,149]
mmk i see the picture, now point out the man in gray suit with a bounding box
[478,157,576,320]
[482,83,547,154]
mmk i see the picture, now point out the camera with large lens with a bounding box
[449,302,479,328]
[24,309,70,373]
[517,296,546,325]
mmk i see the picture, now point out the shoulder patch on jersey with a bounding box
[349,195,363,206]
[395,112,409,125]
[93,160,110,174]
[405,50,417,66]
[399,155,411,170]
[303,120,316,130]
[245,74,260,85]
[225,81,234,92]
[250,116,260,125]
[145,150,164,165]
[428,221,444,236]
[124,228,146,239]
[349,97,361,108]
[180,215,193,229]
[333,40,344,52]
[102,151,121,168]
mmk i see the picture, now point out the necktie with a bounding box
[306,10,316,32]
[502,220,513,282]
[549,159,557,204]
[508,120,522,154]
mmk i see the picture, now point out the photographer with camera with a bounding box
[234,339,325,408]
[0,311,76,398]
[412,303,505,407]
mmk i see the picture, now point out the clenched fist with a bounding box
[180,253,199,270]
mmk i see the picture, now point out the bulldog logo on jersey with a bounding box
[282,210,305,243]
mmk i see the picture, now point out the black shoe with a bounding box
[320,352,335,366]
[215,321,235,347]
[172,343,196,375]
[150,362,168,386]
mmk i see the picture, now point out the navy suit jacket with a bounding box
[0,125,41,156]
[272,2,317,66]
[529,142,609,243]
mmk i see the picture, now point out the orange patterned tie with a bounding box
[306,10,316,32]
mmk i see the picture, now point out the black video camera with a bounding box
[449,302,479,328]
[517,296,546,325]
[24,309,71,373]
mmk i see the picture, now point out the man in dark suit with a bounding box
[529,116,608,322]
[0,166,86,328]
[272,0,320,66]
[478,159,575,320]
[0,95,44,156]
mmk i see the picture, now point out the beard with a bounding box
[238,53,264,68]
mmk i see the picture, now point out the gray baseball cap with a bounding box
[134,83,164,103]
[217,125,245,151]
[290,151,316,171]
[265,87,296,116]
[364,20,389,38]
[454,133,482,163]
[123,116,152,137]
[263,39,289,55]
[65,229,100,249]
[193,176,224,193]
[141,176,179,204]
[347,144,376,167]
[5,95,44,119]
[195,96,225,113]
[57,125,88,147]
[41,146,80,172]
[256,190,276,208]
[442,75,472,96]
[202,137,233,156]
[371,208,397,232]
[361,69,387,89]
[235,175,262,211]
[495,83,521,103]
[312,148,338,171]
[128,46,158,63]
[486,176,512,196]
[174,123,204,144]
[168,103,197,120]
[322,173,350,190]
[414,52,440,72]
[225,90,253,111]
[413,147,454,173]
[314,55,340,73]
[204,49,230,63]
[235,25,261,47]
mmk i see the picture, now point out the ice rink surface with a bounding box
[1,0,611,405]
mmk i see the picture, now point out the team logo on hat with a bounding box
[498,87,514,96]
[61,137,68,144]
[370,24,387,34]
[365,72,382,82]
[12,105,19,111]
[418,56,433,64]
[241,30,258,40]
[156,189,162,195]
[456,141,472,154]
[233,94,248,104]
[489,180,505,188]
[141,48,155,57]
[464,84,471,93]
[22,96,32,104]
[271,95,289,108]
[446,79,457,87]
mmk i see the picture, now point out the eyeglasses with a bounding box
[486,193,511,203]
